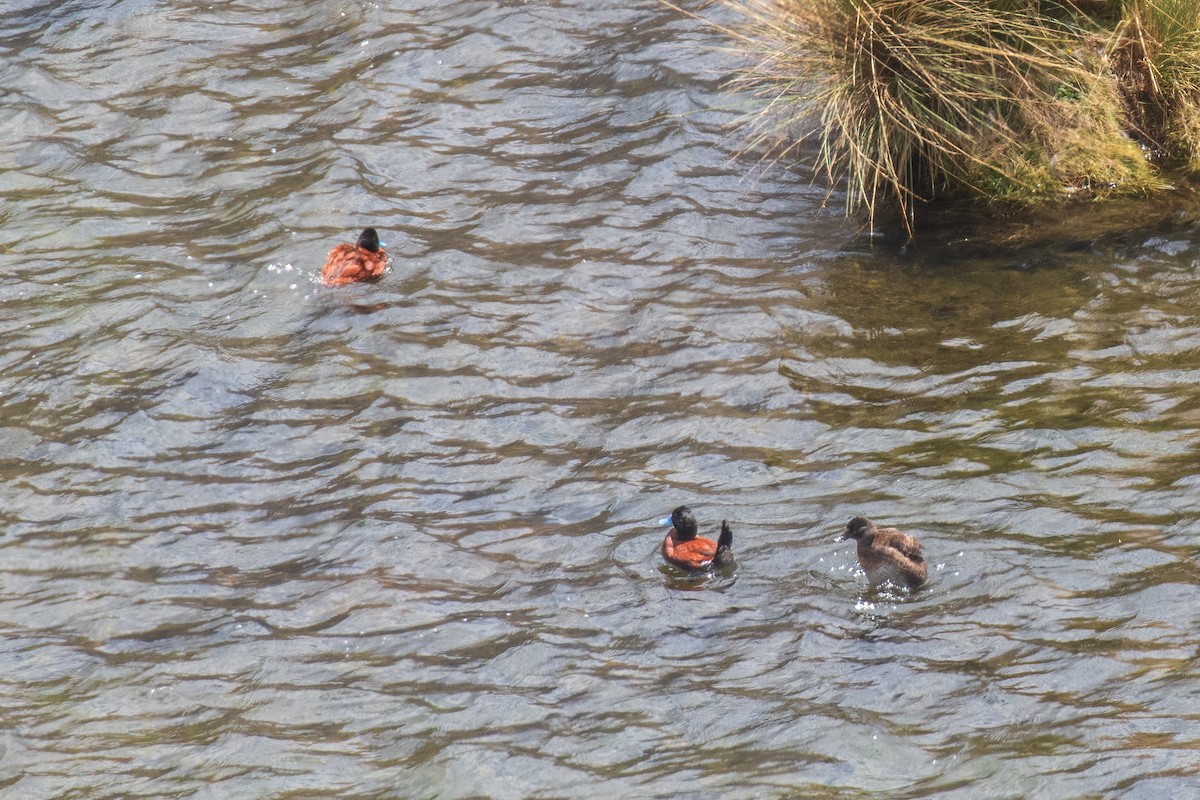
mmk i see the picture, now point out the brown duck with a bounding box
[320,227,389,286]
[839,516,927,589]
[660,505,734,571]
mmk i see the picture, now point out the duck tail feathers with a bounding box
[718,520,733,550]
[713,520,734,567]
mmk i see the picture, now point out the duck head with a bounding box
[839,515,875,543]
[669,505,698,541]
[356,227,382,252]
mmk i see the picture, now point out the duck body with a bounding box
[661,505,734,571]
[320,227,389,286]
[840,516,927,589]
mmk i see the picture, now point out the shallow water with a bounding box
[3,1,1200,797]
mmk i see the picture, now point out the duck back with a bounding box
[320,228,389,286]
[859,526,927,588]
[662,534,719,571]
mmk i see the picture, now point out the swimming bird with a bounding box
[661,505,734,571]
[320,227,389,286]
[839,516,927,589]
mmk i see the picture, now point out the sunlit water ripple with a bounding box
[2,1,1200,798]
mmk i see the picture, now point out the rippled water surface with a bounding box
[4,1,1200,797]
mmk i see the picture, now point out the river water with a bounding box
[3,1,1200,797]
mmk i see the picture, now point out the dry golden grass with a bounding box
[1111,0,1200,158]
[708,0,1200,229]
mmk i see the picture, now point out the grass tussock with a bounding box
[716,0,1200,228]
[1112,0,1200,163]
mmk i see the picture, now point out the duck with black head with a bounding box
[839,516,927,589]
[660,505,734,571]
[320,227,389,286]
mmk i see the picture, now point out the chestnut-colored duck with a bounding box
[660,505,734,571]
[839,516,927,589]
[320,227,389,286]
